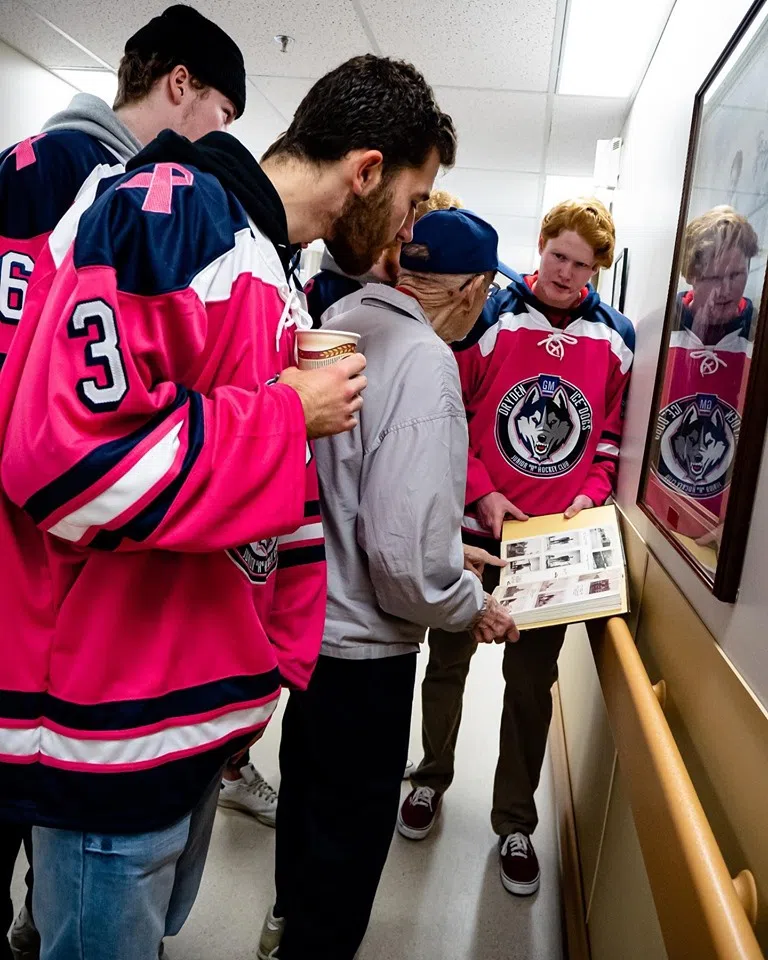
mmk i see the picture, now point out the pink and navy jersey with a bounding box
[0,130,121,369]
[0,146,325,831]
[645,294,752,536]
[455,270,634,542]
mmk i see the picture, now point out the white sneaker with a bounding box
[9,904,40,960]
[218,763,278,826]
[257,905,285,960]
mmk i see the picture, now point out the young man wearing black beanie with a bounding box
[0,7,245,959]
[0,52,455,960]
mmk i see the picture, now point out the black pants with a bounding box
[1,825,33,960]
[275,652,417,960]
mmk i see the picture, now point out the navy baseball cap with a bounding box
[400,208,514,278]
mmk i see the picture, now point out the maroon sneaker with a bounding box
[499,833,540,895]
[397,786,442,840]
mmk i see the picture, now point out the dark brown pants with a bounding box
[413,621,566,836]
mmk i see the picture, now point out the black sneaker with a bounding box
[499,832,540,896]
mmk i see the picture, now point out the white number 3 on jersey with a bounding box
[67,299,128,411]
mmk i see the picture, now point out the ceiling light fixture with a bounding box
[273,35,295,54]
[558,0,676,98]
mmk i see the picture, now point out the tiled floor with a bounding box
[11,642,564,960]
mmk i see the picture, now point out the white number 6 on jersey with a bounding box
[0,252,34,324]
[67,299,128,411]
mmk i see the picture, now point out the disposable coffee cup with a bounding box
[296,329,361,370]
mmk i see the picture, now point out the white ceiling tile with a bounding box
[22,0,374,75]
[0,0,104,69]
[439,168,542,221]
[546,95,628,176]
[22,0,157,66]
[249,77,315,124]
[359,0,558,91]
[436,88,548,172]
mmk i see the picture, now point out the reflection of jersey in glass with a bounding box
[646,293,751,537]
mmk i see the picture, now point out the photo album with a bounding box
[493,504,629,630]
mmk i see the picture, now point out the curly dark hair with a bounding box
[262,54,456,173]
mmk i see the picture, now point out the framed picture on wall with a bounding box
[638,0,768,602]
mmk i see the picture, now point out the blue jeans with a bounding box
[32,773,220,960]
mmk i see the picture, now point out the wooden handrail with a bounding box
[589,617,763,960]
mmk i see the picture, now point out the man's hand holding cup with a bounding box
[279,329,367,438]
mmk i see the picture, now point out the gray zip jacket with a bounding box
[316,285,483,660]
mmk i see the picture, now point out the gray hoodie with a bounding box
[42,93,142,164]
[316,285,483,660]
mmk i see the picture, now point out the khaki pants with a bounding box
[413,618,566,836]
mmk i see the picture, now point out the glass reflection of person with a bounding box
[647,206,759,545]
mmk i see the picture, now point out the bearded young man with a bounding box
[303,188,463,326]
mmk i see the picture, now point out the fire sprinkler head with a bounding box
[274,35,295,54]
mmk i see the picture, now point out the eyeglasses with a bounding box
[458,277,502,299]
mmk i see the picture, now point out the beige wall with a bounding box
[611,0,768,708]
[573,2,768,947]
[558,513,768,956]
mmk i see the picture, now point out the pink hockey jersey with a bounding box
[455,270,635,543]
[645,293,752,538]
[0,131,326,831]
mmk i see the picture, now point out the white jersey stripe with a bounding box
[478,309,633,374]
[670,328,752,356]
[478,310,550,356]
[559,317,633,374]
[278,521,324,545]
[461,515,487,533]
[47,420,184,543]
[190,226,288,304]
[49,162,125,268]
[0,699,277,766]
[596,442,620,457]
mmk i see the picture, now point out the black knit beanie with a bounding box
[125,4,246,117]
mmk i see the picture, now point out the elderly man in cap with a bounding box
[261,209,519,960]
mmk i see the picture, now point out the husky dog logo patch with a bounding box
[496,375,592,477]
[655,393,739,499]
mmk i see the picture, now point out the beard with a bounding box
[357,241,402,285]
[326,180,395,277]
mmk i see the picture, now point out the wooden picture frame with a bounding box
[638,0,768,602]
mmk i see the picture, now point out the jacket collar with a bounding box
[358,283,432,327]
